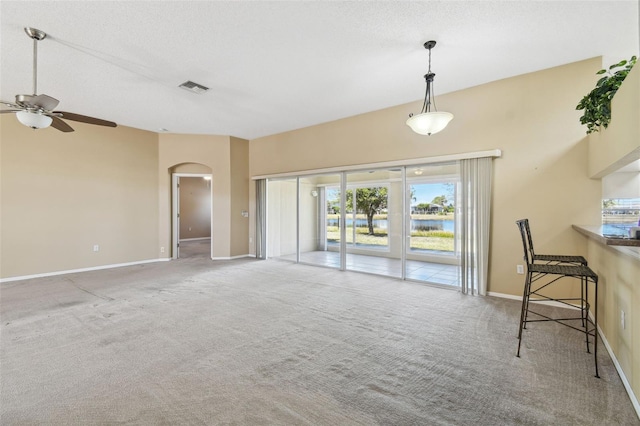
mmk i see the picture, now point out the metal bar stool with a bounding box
[515,219,599,378]
[518,218,589,328]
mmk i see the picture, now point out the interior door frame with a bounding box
[172,173,213,259]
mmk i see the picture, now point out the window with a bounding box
[326,184,390,249]
[602,198,640,236]
[260,153,496,291]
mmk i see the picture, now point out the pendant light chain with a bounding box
[421,44,434,114]
[429,44,439,113]
[32,37,38,95]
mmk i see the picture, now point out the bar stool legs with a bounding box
[515,219,599,378]
[516,267,599,378]
[594,280,599,378]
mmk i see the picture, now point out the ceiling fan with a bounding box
[1,27,117,132]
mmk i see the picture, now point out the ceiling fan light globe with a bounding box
[406,111,453,136]
[16,110,52,129]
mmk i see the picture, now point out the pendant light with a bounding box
[406,41,453,136]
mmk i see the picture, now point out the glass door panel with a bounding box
[405,163,461,286]
[299,174,341,268]
[266,178,298,262]
[345,168,402,278]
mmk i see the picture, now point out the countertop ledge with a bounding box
[572,225,640,247]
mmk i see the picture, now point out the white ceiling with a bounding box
[1,1,638,140]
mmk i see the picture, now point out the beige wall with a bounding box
[584,57,640,407]
[157,135,250,259]
[250,58,604,296]
[178,177,211,240]
[589,62,640,178]
[230,137,250,257]
[586,241,640,403]
[0,125,251,278]
[0,118,159,278]
[158,133,231,259]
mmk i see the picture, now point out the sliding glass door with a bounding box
[299,174,342,268]
[405,163,461,287]
[266,178,297,262]
[344,168,402,278]
[264,166,461,283]
[260,157,493,292]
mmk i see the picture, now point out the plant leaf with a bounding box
[610,60,627,69]
[577,56,636,134]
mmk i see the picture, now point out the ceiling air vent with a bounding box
[179,80,209,94]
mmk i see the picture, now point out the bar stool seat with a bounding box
[532,253,587,265]
[516,219,599,378]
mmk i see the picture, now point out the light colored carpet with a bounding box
[1,257,638,425]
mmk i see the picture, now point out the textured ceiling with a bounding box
[1,1,638,139]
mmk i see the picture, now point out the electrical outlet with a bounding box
[249,237,253,243]
[160,247,165,253]
[516,265,524,274]
[621,310,626,330]
[93,245,99,252]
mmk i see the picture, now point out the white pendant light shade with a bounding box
[16,110,52,129]
[406,111,454,136]
[407,40,453,136]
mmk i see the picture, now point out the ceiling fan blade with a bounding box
[54,111,117,128]
[2,100,21,109]
[32,94,60,111]
[0,110,19,114]
[50,116,74,132]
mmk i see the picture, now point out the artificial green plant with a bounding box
[576,56,637,134]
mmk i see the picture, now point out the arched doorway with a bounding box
[170,163,213,259]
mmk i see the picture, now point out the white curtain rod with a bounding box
[251,149,502,180]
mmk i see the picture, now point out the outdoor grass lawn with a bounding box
[326,226,454,251]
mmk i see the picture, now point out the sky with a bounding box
[411,183,454,206]
[326,182,454,206]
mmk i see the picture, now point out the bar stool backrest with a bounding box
[522,219,536,259]
[515,219,533,265]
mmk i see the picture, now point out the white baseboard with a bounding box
[211,254,253,260]
[487,291,521,301]
[0,258,171,283]
[487,291,581,310]
[595,319,640,418]
[1,254,256,282]
[490,291,640,419]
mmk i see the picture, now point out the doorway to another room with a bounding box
[172,174,213,259]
